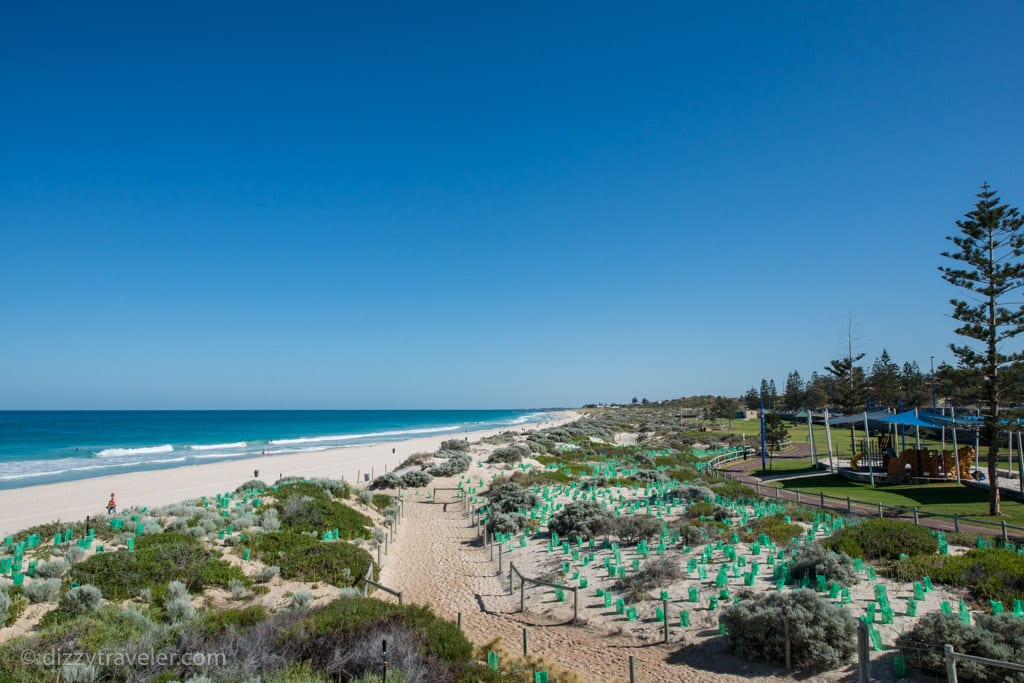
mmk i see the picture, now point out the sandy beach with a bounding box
[0,411,580,539]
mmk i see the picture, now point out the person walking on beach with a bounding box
[106,493,117,515]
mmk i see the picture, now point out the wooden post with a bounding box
[377,544,382,566]
[847,496,852,514]
[954,513,960,533]
[663,598,670,643]
[1002,521,1009,545]
[796,489,801,505]
[629,655,636,683]
[877,501,883,519]
[520,575,526,612]
[498,543,504,574]
[944,644,958,683]
[573,588,579,625]
[857,618,870,683]
[457,611,462,630]
[820,492,825,509]
[914,507,919,526]
[523,627,529,657]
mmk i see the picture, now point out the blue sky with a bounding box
[2,2,1023,409]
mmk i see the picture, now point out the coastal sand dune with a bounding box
[381,469,766,683]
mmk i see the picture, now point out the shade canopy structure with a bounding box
[827,410,891,426]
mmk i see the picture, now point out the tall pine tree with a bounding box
[940,184,1024,515]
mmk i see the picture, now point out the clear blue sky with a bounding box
[2,2,1022,409]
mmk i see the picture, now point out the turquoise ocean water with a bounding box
[0,410,552,489]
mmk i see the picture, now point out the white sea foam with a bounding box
[96,445,174,458]
[270,424,460,445]
[189,442,247,451]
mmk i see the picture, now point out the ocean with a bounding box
[0,410,552,489]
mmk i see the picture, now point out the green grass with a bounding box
[747,457,821,477]
[772,474,1024,528]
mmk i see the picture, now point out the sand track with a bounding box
[379,479,764,683]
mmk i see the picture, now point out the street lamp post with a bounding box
[930,356,937,411]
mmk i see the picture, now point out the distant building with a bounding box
[737,410,759,420]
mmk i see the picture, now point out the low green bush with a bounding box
[548,500,613,539]
[789,544,860,587]
[70,532,248,601]
[399,470,433,488]
[741,515,804,545]
[897,612,1024,682]
[685,501,731,522]
[611,515,662,545]
[274,483,371,538]
[429,452,471,477]
[487,482,538,515]
[305,597,473,663]
[199,604,268,637]
[234,478,268,493]
[440,439,470,452]
[826,518,937,560]
[369,472,402,490]
[488,444,530,464]
[720,589,857,672]
[246,531,374,587]
[892,548,1024,606]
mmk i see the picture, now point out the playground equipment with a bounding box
[886,447,975,481]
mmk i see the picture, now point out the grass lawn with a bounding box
[771,474,1024,528]
[746,456,822,478]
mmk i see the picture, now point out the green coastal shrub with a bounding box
[488,444,530,464]
[235,478,268,493]
[274,482,371,538]
[199,604,268,637]
[429,452,471,477]
[685,501,731,522]
[440,439,470,452]
[826,518,937,560]
[70,532,248,601]
[369,472,402,490]
[789,544,860,587]
[897,612,1024,682]
[720,589,857,672]
[34,559,70,579]
[616,557,682,603]
[487,482,537,514]
[60,584,103,616]
[399,470,432,488]
[892,547,1024,606]
[486,512,526,535]
[548,500,613,539]
[246,531,374,587]
[611,515,662,545]
[23,578,62,603]
[1,589,28,627]
[741,515,804,545]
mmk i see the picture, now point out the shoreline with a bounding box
[0,411,580,538]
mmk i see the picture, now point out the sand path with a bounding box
[380,476,763,683]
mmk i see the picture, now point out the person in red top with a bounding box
[106,493,117,514]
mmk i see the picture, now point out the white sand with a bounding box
[0,412,580,538]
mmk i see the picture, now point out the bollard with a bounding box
[523,628,529,657]
[954,514,960,533]
[877,502,883,519]
[820,492,825,509]
[1003,521,1008,544]
[663,598,670,643]
[457,611,462,630]
[629,655,636,683]
[914,507,919,526]
[847,496,852,514]
[796,489,801,505]
[776,486,781,499]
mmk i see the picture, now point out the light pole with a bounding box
[930,356,937,411]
